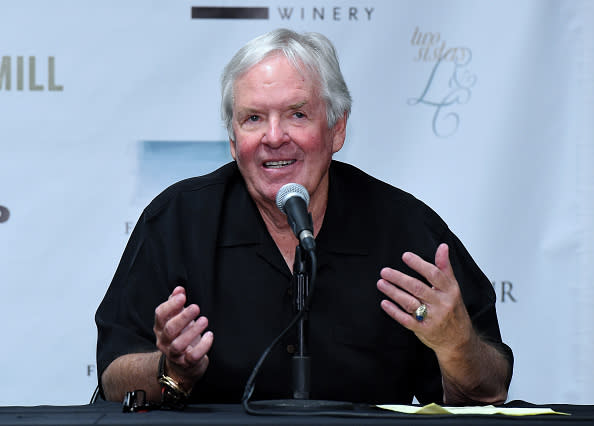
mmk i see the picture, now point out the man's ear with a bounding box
[331,112,347,154]
[229,138,237,160]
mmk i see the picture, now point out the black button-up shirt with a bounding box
[96,161,512,404]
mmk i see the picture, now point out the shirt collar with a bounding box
[218,166,263,247]
[315,161,369,256]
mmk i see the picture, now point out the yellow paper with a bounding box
[376,403,569,416]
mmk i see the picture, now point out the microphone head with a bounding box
[275,183,310,214]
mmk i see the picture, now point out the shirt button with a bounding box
[286,344,296,354]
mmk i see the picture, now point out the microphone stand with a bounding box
[291,245,310,400]
[246,244,353,412]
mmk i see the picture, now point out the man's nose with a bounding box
[264,117,287,146]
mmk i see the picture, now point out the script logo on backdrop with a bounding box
[191,5,375,21]
[407,27,475,138]
[0,56,63,91]
[0,205,9,223]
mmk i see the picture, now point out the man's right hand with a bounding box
[153,286,214,391]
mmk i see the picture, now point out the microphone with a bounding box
[275,183,315,251]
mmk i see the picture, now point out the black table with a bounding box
[1,401,592,425]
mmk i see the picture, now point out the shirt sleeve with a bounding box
[94,209,174,397]
[413,211,514,402]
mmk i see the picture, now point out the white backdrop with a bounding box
[0,0,592,406]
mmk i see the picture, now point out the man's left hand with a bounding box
[377,243,474,359]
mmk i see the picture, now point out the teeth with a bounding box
[264,160,296,168]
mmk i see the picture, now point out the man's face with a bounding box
[230,54,345,209]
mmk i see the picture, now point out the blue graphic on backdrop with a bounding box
[408,50,476,138]
[136,140,231,203]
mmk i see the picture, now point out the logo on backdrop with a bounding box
[0,205,9,223]
[407,27,475,138]
[0,56,63,92]
[191,5,375,21]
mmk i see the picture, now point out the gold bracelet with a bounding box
[157,353,190,408]
[158,374,190,399]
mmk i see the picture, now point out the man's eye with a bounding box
[294,112,305,119]
[248,115,259,122]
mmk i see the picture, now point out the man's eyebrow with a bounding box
[235,107,259,115]
[289,101,307,109]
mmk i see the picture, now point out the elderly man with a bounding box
[96,28,512,406]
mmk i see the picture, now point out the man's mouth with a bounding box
[263,160,296,169]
